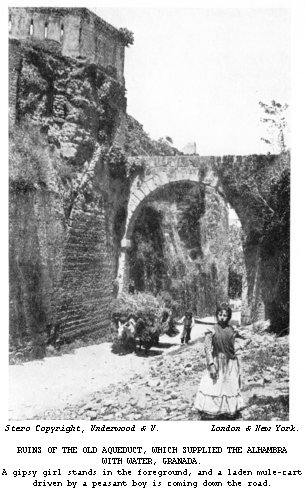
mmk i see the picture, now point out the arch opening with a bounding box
[124,180,231,318]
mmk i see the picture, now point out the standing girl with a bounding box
[194,303,244,419]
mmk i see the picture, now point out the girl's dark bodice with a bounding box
[212,324,236,359]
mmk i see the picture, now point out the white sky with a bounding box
[93,7,290,155]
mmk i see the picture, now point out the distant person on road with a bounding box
[180,310,195,344]
[194,302,245,420]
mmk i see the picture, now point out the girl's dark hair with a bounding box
[216,303,232,321]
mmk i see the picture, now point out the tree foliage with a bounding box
[260,158,290,332]
[259,100,289,153]
[118,27,134,47]
[218,152,290,331]
[124,115,182,156]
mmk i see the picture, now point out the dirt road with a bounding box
[9,323,207,420]
[9,321,289,421]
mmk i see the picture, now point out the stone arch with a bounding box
[124,156,222,241]
[116,153,288,325]
[116,157,231,315]
[116,153,288,326]
[116,180,211,293]
[126,180,205,241]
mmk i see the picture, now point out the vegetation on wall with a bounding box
[124,115,183,156]
[218,153,290,331]
[9,40,131,360]
[259,100,289,154]
[9,123,52,192]
[16,43,126,153]
[260,158,290,332]
[118,28,134,47]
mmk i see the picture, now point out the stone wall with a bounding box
[9,7,125,82]
[56,155,128,344]
[9,181,66,357]
[9,140,129,359]
[200,186,230,315]
[9,37,126,155]
[8,39,22,124]
[9,37,129,359]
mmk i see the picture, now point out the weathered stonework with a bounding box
[119,154,288,325]
[56,152,128,344]
[200,186,230,315]
[9,10,130,359]
[9,7,125,82]
[8,39,23,124]
[9,174,66,355]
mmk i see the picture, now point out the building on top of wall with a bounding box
[8,7,126,83]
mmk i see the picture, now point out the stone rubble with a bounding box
[35,328,289,421]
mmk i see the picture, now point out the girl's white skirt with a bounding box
[194,354,243,417]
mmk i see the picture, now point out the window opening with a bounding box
[44,21,48,39]
[30,19,34,36]
[9,15,12,33]
[60,23,64,39]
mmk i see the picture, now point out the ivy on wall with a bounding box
[218,153,290,331]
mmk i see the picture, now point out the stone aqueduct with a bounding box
[116,154,268,325]
[114,149,288,326]
[117,155,223,289]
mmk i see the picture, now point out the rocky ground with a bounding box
[32,325,289,422]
